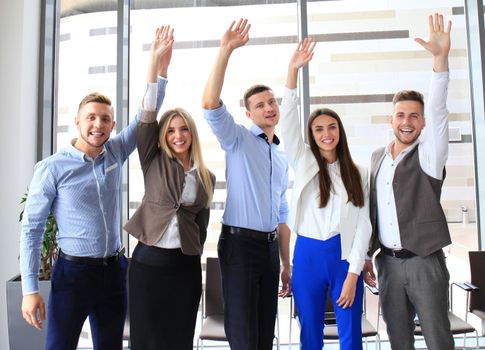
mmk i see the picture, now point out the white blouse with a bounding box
[155,165,198,249]
[297,161,341,242]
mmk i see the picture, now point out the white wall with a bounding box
[0,1,40,348]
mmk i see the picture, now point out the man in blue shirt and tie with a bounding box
[202,19,291,350]
[19,27,174,349]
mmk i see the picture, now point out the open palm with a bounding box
[415,13,451,57]
[221,18,251,51]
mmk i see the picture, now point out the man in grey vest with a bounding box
[363,13,454,350]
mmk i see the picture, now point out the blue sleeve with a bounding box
[20,161,57,294]
[203,102,243,152]
[278,164,289,224]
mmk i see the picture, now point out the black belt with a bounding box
[381,246,416,259]
[222,224,277,242]
[59,247,125,266]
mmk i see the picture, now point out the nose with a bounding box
[93,117,102,127]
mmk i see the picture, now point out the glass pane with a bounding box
[56,5,118,152]
[128,1,298,257]
[306,1,477,256]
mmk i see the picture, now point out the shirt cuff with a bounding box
[143,82,158,111]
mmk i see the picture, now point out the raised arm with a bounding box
[286,37,316,89]
[416,14,452,179]
[280,38,316,166]
[138,25,174,167]
[202,19,251,109]
[414,13,451,72]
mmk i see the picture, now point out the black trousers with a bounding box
[129,243,202,350]
[218,230,280,350]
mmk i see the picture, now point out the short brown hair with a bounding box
[243,84,273,110]
[78,92,112,114]
[392,90,424,113]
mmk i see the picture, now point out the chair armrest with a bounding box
[452,282,476,292]
[365,283,379,295]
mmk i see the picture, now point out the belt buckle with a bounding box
[267,231,276,242]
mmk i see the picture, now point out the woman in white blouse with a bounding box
[280,39,372,350]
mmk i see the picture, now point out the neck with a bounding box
[261,127,275,144]
[177,154,192,171]
[391,140,409,159]
[73,139,103,159]
[320,150,337,164]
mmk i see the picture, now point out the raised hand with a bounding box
[151,25,174,61]
[286,37,316,89]
[148,25,174,80]
[220,18,251,52]
[289,37,316,71]
[415,13,451,72]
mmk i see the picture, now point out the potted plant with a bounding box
[18,192,58,279]
[6,191,58,350]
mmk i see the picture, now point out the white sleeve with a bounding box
[418,71,450,180]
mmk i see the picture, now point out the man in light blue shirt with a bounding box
[202,19,291,350]
[20,28,174,350]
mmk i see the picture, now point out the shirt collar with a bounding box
[385,138,420,158]
[249,124,280,145]
[66,138,106,161]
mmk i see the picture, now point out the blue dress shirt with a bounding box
[203,102,289,233]
[20,78,167,294]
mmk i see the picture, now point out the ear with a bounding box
[74,116,81,130]
[111,120,116,131]
[388,114,393,125]
[245,110,252,120]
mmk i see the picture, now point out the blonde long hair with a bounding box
[158,108,213,206]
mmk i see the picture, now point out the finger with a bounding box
[439,14,444,32]
[40,302,46,321]
[308,40,316,53]
[227,20,236,32]
[235,18,244,31]
[446,19,452,34]
[241,22,251,37]
[428,15,434,34]
[414,37,427,49]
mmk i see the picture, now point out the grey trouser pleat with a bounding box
[375,250,454,350]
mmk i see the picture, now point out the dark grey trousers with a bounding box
[375,249,454,350]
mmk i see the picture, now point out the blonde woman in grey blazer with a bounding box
[124,26,215,350]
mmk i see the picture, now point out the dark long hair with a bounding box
[307,108,364,208]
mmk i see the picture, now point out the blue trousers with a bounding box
[292,235,364,350]
[46,254,128,350]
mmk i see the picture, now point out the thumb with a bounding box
[414,37,428,49]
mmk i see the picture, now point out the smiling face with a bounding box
[165,115,192,162]
[310,114,340,163]
[75,101,115,157]
[390,100,426,150]
[245,90,280,132]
